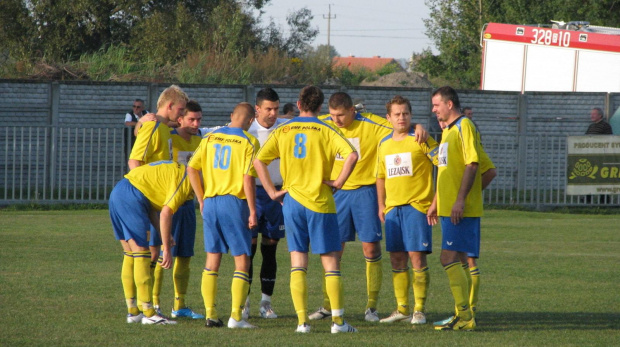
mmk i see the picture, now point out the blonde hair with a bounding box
[157,85,189,110]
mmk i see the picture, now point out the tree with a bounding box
[259,7,319,57]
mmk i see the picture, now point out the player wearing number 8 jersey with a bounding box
[254,85,359,334]
[187,102,261,329]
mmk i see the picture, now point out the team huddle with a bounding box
[108,84,496,333]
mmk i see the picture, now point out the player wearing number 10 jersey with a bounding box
[187,102,261,329]
[254,85,359,334]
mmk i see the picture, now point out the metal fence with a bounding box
[1,126,617,207]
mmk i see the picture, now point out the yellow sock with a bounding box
[320,270,331,311]
[325,271,344,325]
[469,266,480,312]
[392,268,410,315]
[412,267,430,312]
[148,260,156,306]
[290,267,308,325]
[152,255,163,307]
[365,255,382,310]
[462,263,472,296]
[444,262,471,321]
[173,257,191,310]
[231,271,250,321]
[133,251,155,317]
[121,252,139,315]
[201,268,219,320]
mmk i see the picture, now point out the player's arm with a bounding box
[134,113,157,136]
[481,168,497,190]
[427,194,438,226]
[324,151,359,190]
[253,159,286,202]
[376,177,387,223]
[452,162,478,225]
[187,166,205,215]
[159,206,174,269]
[244,174,258,229]
[413,123,429,144]
[128,159,143,170]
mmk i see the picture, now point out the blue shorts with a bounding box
[282,194,341,254]
[171,199,196,257]
[385,205,432,253]
[334,185,382,243]
[202,195,252,256]
[252,186,285,240]
[109,178,151,248]
[440,217,480,256]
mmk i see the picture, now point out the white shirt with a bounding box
[248,118,288,186]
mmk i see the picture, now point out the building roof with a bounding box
[332,56,403,72]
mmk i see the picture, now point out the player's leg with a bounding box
[467,257,480,315]
[435,217,477,331]
[352,185,384,318]
[402,205,432,324]
[410,252,429,324]
[109,178,150,322]
[202,253,222,325]
[170,200,203,319]
[219,195,256,329]
[201,197,225,326]
[259,236,279,318]
[282,195,312,331]
[380,251,411,323]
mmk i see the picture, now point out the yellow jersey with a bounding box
[256,117,356,213]
[437,116,483,217]
[170,129,202,166]
[129,121,173,163]
[125,160,192,213]
[377,131,438,214]
[188,127,260,200]
[319,112,392,190]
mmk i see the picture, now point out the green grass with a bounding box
[1,210,619,346]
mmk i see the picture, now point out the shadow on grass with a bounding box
[470,311,620,331]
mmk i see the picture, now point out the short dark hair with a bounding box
[432,86,461,109]
[256,88,280,106]
[328,92,353,110]
[298,85,324,113]
[592,107,604,118]
[283,103,295,115]
[186,100,202,113]
[385,95,412,114]
[134,98,145,104]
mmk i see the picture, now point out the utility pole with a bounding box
[323,4,336,59]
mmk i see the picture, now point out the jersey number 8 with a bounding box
[294,133,307,159]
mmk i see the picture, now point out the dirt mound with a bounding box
[360,71,433,88]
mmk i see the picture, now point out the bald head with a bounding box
[230,102,256,130]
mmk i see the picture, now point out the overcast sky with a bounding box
[258,0,435,60]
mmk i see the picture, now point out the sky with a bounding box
[258,0,435,61]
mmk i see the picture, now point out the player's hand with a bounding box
[139,113,157,123]
[450,200,465,225]
[323,180,343,192]
[160,249,172,269]
[248,213,257,230]
[427,202,438,226]
[378,210,385,223]
[414,124,429,144]
[198,201,204,217]
[271,189,287,204]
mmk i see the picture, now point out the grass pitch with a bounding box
[1,209,619,346]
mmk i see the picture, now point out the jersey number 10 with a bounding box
[213,144,232,169]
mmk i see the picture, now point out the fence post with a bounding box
[49,82,60,200]
[148,83,159,113]
[244,85,255,103]
[516,93,528,194]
